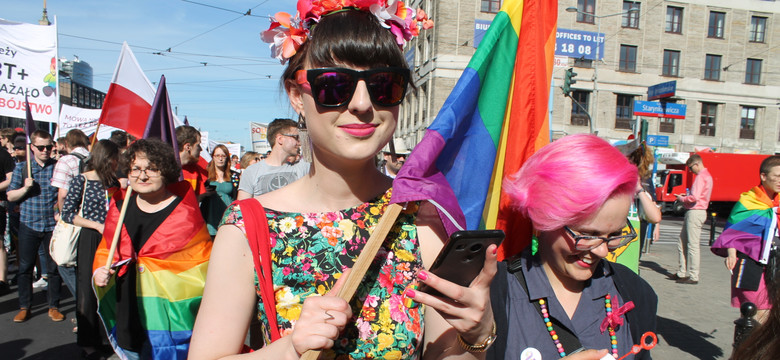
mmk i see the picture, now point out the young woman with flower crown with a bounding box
[189,1,497,360]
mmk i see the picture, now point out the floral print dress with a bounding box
[220,189,424,359]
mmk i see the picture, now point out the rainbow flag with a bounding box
[391,0,557,259]
[93,181,212,359]
[712,186,777,263]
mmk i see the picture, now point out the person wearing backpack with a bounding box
[50,129,90,300]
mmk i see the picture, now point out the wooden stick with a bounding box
[104,186,133,269]
[90,122,101,148]
[299,203,403,360]
[26,145,31,179]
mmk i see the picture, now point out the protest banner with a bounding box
[0,18,59,122]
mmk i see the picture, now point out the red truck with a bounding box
[654,152,769,216]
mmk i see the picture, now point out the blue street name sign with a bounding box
[555,28,605,61]
[646,135,670,147]
[648,80,676,101]
[633,100,687,119]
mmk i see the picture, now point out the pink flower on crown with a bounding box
[261,0,433,63]
[260,12,308,64]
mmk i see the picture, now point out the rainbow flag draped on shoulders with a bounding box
[712,186,777,264]
[93,181,212,359]
[392,0,557,259]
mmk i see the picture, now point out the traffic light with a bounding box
[562,68,578,97]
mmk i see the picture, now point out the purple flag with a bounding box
[24,96,37,142]
[143,75,182,178]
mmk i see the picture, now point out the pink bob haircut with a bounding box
[504,134,638,231]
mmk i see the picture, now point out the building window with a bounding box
[750,16,767,43]
[615,94,634,130]
[666,6,683,34]
[570,90,590,126]
[708,11,725,38]
[700,102,717,136]
[745,58,762,84]
[577,0,595,24]
[622,1,640,28]
[481,0,501,13]
[659,118,675,133]
[619,45,637,72]
[659,100,677,133]
[740,106,757,140]
[704,54,721,81]
[662,50,680,77]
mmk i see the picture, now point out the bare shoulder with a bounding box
[416,201,447,268]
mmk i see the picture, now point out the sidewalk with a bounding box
[638,216,736,360]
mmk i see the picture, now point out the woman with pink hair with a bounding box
[488,134,658,360]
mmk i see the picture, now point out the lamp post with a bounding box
[565,6,639,133]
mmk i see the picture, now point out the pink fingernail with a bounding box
[417,271,428,281]
[405,288,416,298]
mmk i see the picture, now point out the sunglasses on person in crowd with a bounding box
[296,67,410,108]
[32,145,54,151]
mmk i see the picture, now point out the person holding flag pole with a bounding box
[92,75,212,359]
[190,1,497,359]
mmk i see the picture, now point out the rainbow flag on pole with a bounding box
[392,0,557,259]
[712,186,777,263]
[93,181,212,359]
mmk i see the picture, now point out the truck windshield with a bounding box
[668,173,683,195]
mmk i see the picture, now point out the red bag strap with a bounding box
[238,198,281,342]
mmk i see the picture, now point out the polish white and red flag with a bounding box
[97,42,156,139]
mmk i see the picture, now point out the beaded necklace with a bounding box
[539,294,620,358]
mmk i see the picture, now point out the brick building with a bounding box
[399,0,780,154]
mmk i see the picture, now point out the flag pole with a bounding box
[299,203,402,360]
[91,122,101,148]
[26,145,31,178]
[104,186,133,269]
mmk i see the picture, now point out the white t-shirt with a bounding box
[238,160,309,196]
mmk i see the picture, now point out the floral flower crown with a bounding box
[261,0,433,64]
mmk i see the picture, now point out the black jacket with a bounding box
[488,259,658,360]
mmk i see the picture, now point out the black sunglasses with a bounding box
[296,67,410,108]
[32,145,53,151]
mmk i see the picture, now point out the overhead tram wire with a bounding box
[180,0,272,18]
[165,0,274,50]
[59,33,275,63]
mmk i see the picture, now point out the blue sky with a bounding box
[6,0,300,150]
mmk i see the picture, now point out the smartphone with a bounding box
[418,230,505,296]
[204,180,216,192]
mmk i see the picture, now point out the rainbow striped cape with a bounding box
[392,0,556,259]
[93,181,212,359]
[711,186,777,264]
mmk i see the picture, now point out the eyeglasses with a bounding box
[282,134,299,141]
[212,154,227,159]
[295,67,410,108]
[128,167,161,178]
[13,146,24,151]
[563,218,637,251]
[32,145,53,152]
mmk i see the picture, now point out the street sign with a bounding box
[633,100,686,119]
[648,81,677,101]
[473,19,491,48]
[555,28,605,61]
[646,135,670,147]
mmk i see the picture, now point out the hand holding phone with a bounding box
[418,230,505,296]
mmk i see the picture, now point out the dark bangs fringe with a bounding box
[307,10,407,69]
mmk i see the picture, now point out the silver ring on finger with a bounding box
[324,310,335,321]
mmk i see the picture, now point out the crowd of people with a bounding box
[2,1,778,360]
